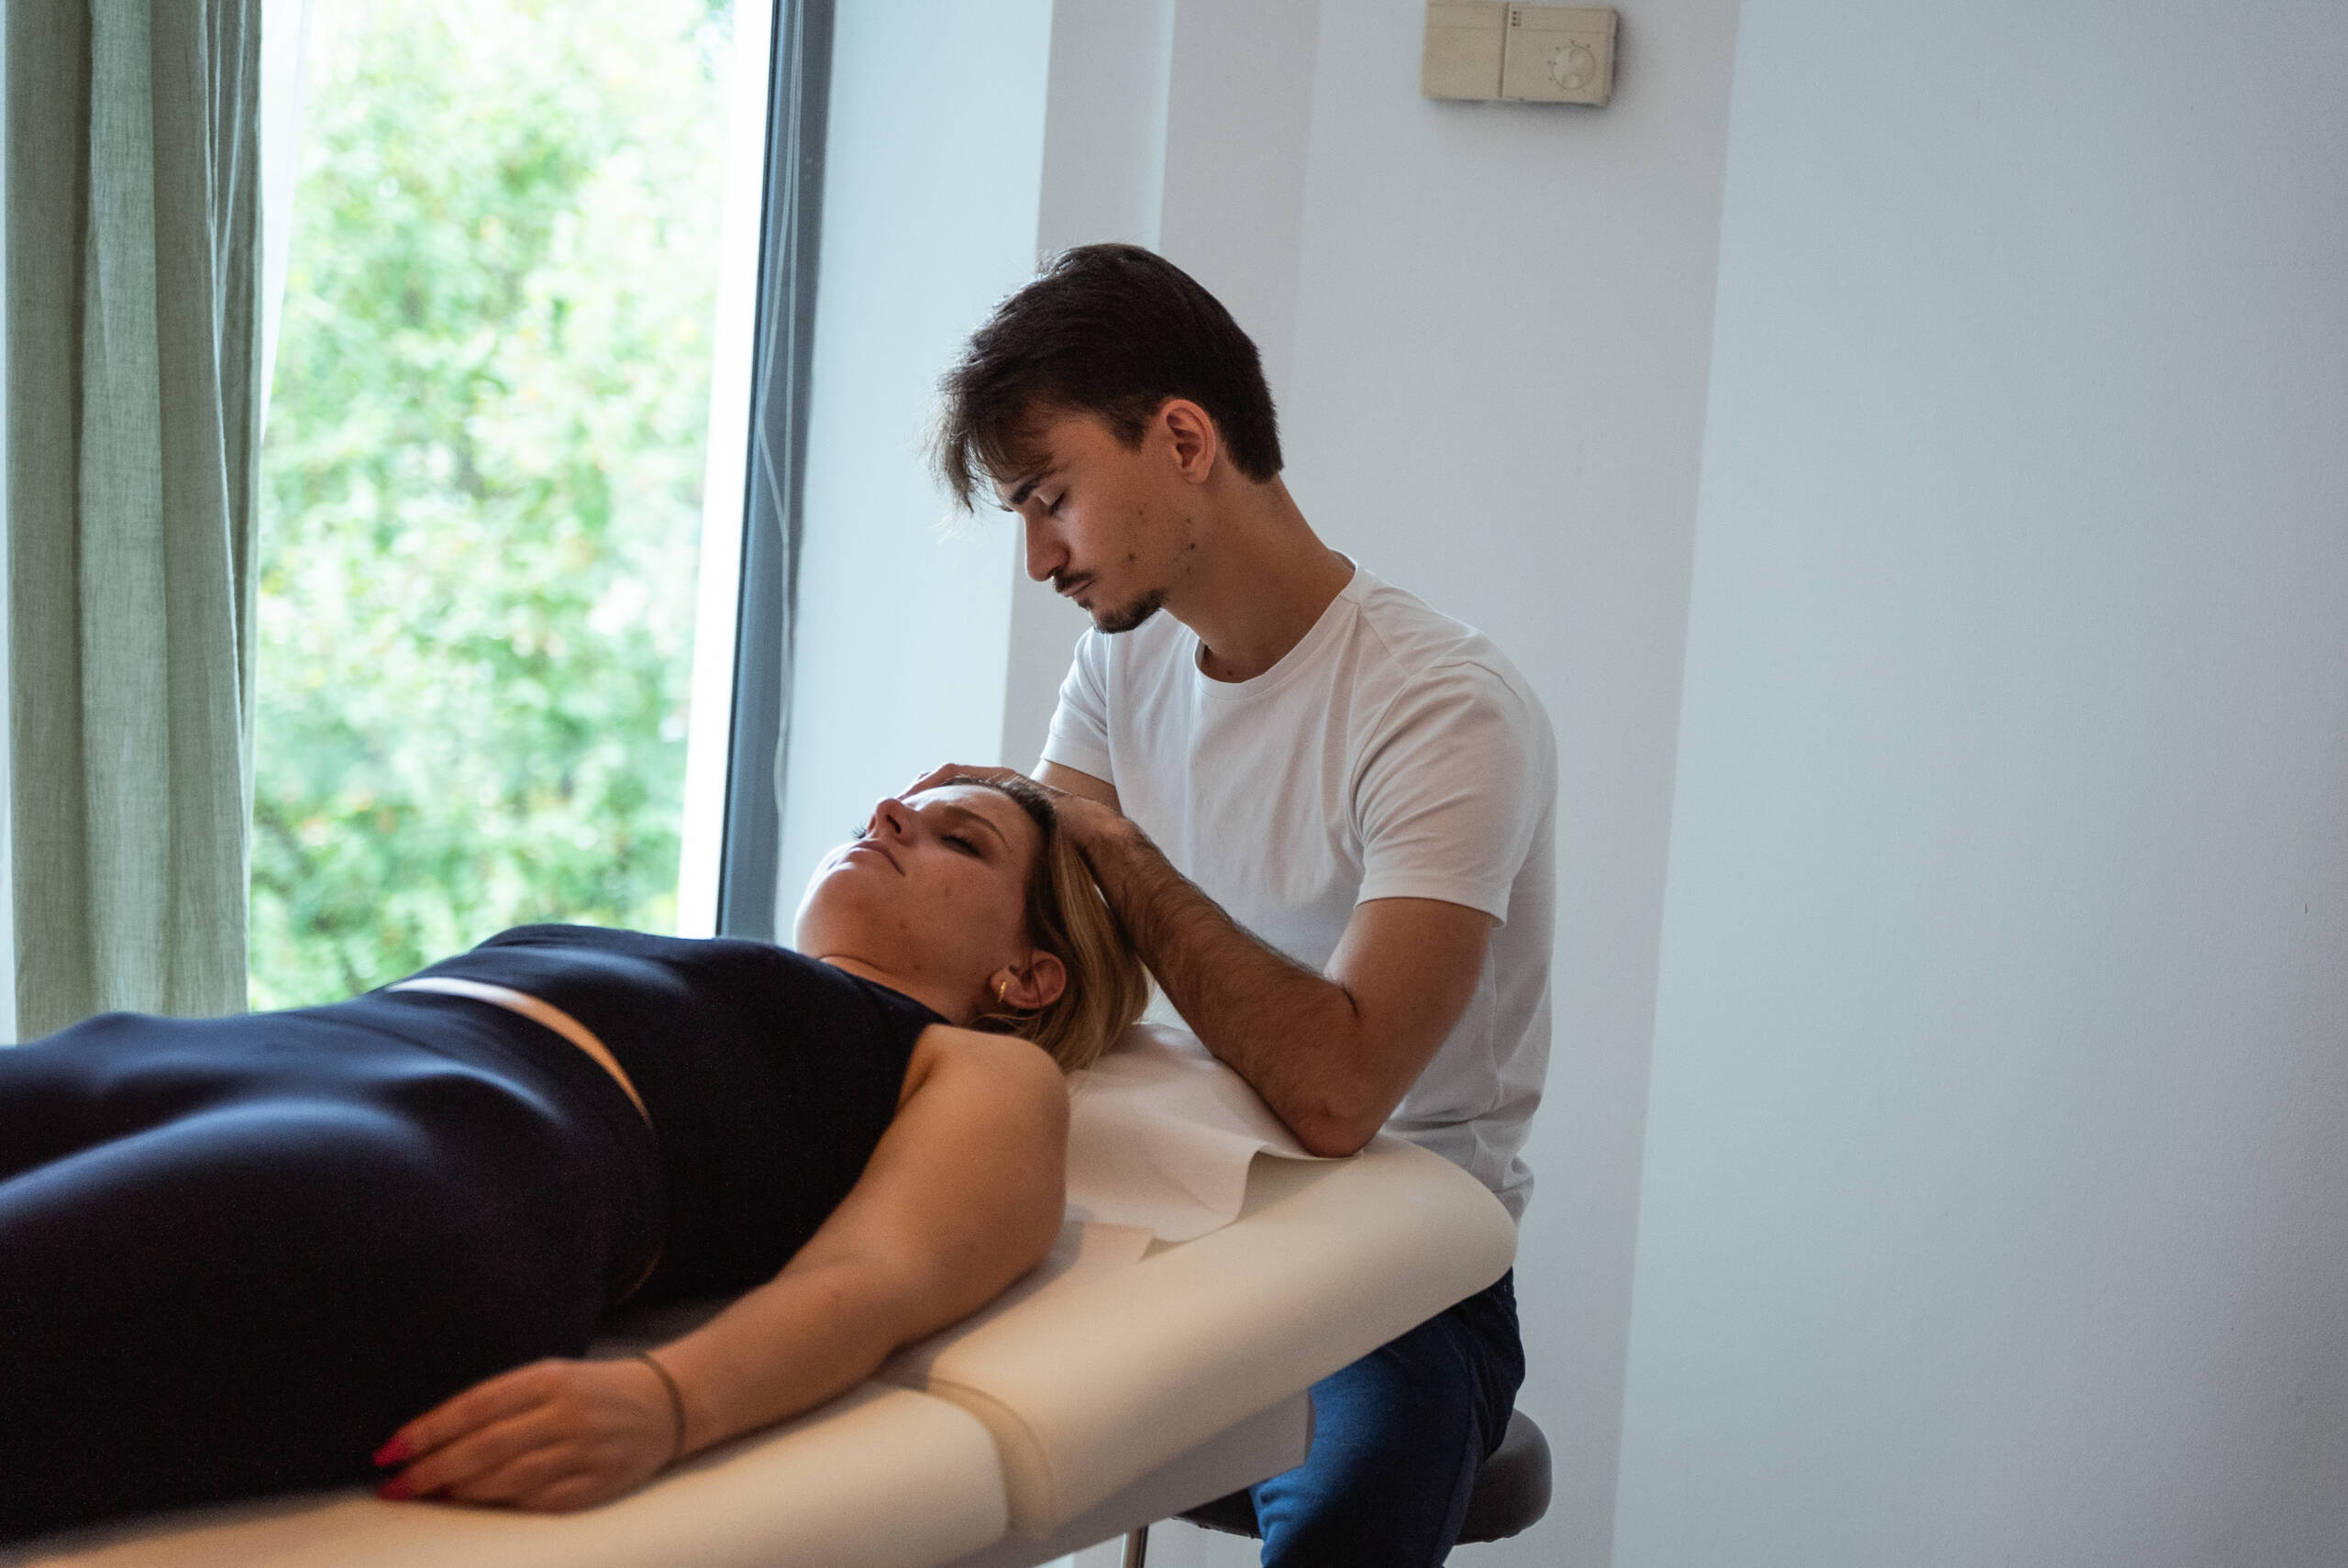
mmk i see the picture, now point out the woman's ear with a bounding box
[1000,951,1067,1012]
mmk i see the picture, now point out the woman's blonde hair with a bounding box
[961,775,1149,1073]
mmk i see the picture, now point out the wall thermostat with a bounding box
[1422,3,1617,105]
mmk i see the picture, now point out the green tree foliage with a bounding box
[252,0,733,1007]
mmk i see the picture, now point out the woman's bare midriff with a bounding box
[385,977,650,1125]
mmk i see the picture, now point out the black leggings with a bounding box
[0,994,662,1542]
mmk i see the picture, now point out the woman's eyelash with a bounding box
[855,818,978,855]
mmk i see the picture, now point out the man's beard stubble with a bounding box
[1091,588,1165,635]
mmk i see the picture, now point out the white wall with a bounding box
[1276,6,1740,1562]
[999,0,1176,776]
[1156,0,1324,407]
[775,0,1051,927]
[1612,5,2348,1565]
[792,3,2348,1563]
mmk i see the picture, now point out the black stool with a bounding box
[1120,1410,1552,1564]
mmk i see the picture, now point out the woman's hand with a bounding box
[371,1355,681,1511]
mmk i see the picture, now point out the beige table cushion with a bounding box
[880,1134,1518,1536]
[6,1384,1007,1568]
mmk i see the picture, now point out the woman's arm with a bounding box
[374,1026,1068,1510]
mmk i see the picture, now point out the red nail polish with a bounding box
[371,1439,409,1468]
[377,1476,415,1501]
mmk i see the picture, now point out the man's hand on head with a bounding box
[905,761,1028,799]
[903,763,1124,850]
[910,761,1487,1155]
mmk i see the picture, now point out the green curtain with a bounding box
[6,0,262,1037]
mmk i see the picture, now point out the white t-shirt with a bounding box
[1042,565,1556,1220]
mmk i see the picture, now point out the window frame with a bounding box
[715,0,832,940]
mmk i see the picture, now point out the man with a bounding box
[919,245,1555,1567]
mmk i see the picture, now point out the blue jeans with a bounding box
[1248,1271,1525,1567]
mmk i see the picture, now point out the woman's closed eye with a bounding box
[851,817,977,855]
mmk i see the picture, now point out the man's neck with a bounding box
[1171,476,1354,684]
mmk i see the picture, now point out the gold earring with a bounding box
[995,976,1009,1004]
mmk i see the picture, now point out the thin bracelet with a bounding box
[634,1350,688,1468]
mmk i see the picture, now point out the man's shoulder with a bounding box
[1343,569,1547,721]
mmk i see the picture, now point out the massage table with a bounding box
[3,1032,1517,1568]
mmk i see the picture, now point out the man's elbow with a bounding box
[1281,1096,1390,1159]
[1293,1121,1376,1159]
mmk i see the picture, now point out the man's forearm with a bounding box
[1068,807,1384,1155]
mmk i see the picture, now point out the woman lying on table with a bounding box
[0,777,1147,1542]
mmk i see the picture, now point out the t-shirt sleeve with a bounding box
[1038,629,1115,784]
[1352,661,1555,923]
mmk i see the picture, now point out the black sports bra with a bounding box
[403,924,944,1301]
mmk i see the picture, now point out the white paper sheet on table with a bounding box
[888,1026,1326,1375]
[883,1026,1326,1376]
[1062,1023,1332,1243]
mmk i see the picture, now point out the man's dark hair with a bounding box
[932,244,1283,510]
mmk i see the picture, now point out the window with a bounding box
[250,0,804,1001]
